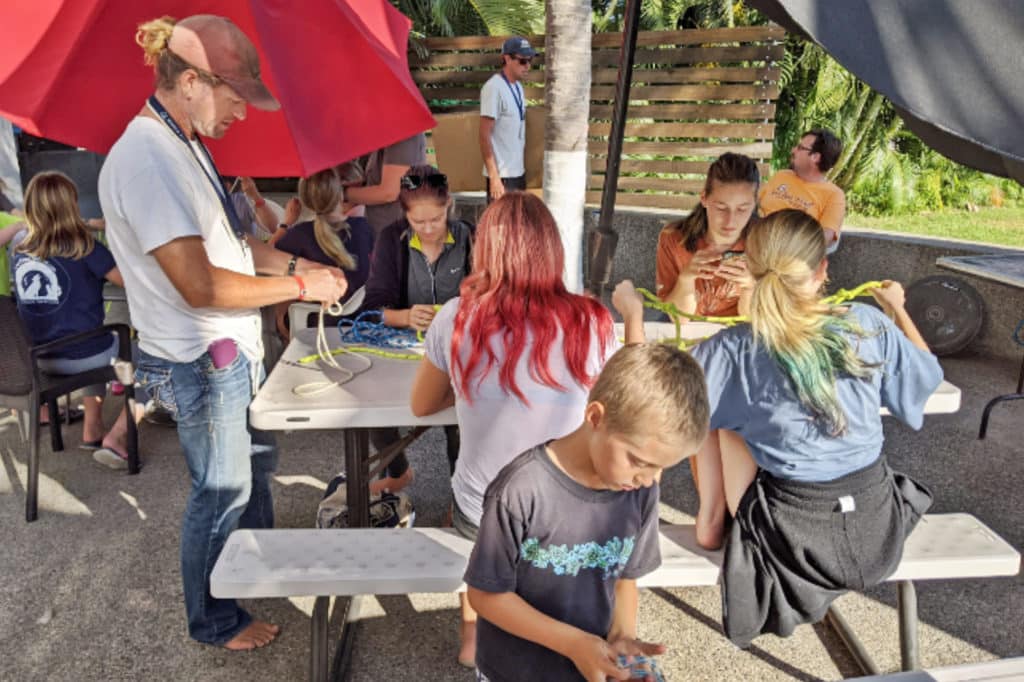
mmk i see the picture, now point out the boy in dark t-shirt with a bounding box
[465,344,710,682]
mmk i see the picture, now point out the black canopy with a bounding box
[749,0,1024,183]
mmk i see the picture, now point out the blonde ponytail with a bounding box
[746,210,876,435]
[136,16,176,67]
[299,169,357,271]
[313,217,357,271]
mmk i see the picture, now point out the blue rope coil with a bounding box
[338,310,420,349]
[1013,319,1024,348]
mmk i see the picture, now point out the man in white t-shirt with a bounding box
[479,36,536,202]
[99,15,346,652]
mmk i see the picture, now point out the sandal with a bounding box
[92,448,128,471]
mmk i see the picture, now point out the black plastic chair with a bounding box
[0,296,139,521]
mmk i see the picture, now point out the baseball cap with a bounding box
[168,14,280,111]
[501,36,537,58]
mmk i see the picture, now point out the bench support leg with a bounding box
[825,605,880,676]
[311,596,330,682]
[897,580,920,671]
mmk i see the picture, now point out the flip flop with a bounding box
[79,439,103,451]
[92,448,128,471]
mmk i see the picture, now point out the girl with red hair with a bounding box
[411,192,617,667]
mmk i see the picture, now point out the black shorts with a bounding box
[722,456,932,647]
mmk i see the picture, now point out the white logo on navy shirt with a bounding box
[14,258,63,304]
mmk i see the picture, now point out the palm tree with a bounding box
[543,0,592,292]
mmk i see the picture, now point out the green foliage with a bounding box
[395,0,1022,222]
[848,206,1024,248]
[470,0,545,36]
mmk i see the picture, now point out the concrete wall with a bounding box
[453,194,1024,364]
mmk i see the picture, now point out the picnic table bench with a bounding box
[212,514,1020,682]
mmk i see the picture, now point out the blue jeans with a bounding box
[136,347,278,645]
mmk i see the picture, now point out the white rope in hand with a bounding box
[292,301,373,396]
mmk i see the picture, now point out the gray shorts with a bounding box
[451,499,479,543]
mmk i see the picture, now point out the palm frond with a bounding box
[471,0,545,36]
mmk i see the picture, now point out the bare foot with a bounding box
[223,620,280,651]
[369,467,414,495]
[457,619,476,668]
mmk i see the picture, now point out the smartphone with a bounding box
[721,250,744,261]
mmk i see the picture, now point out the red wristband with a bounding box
[253,197,266,208]
[293,275,307,301]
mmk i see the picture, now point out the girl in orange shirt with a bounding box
[654,153,760,317]
[653,153,760,549]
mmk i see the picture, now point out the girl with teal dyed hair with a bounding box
[615,208,944,646]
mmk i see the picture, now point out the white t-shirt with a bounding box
[480,73,526,179]
[425,298,617,525]
[98,116,261,364]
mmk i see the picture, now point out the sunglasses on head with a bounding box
[400,173,448,191]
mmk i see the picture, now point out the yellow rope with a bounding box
[298,345,421,364]
[821,280,885,306]
[635,281,884,351]
[415,304,444,343]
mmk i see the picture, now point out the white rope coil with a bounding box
[292,301,373,396]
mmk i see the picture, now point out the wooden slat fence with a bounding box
[412,26,784,212]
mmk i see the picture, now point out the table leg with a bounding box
[317,428,372,681]
[345,428,370,528]
[979,352,1024,439]
[310,596,329,682]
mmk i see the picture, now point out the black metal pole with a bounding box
[587,0,642,295]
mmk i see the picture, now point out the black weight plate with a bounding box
[905,275,984,356]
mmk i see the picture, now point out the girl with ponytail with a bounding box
[274,163,373,302]
[617,209,942,646]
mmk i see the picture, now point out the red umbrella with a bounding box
[0,0,435,177]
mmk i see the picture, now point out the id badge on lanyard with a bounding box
[501,74,525,140]
[147,95,249,247]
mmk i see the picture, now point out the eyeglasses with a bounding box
[515,57,532,66]
[400,173,448,191]
[795,144,815,153]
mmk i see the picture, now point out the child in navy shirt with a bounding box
[12,171,138,468]
[272,163,374,338]
[465,344,710,681]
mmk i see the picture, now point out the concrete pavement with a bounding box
[1,352,1020,681]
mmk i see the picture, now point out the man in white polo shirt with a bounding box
[479,36,535,202]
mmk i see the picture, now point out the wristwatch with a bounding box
[287,255,298,276]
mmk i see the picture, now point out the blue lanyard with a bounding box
[500,73,525,122]
[147,95,246,238]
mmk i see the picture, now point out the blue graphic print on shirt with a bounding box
[520,535,636,580]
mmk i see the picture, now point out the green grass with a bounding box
[846,205,1024,248]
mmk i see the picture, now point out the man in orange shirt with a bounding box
[759,129,846,251]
